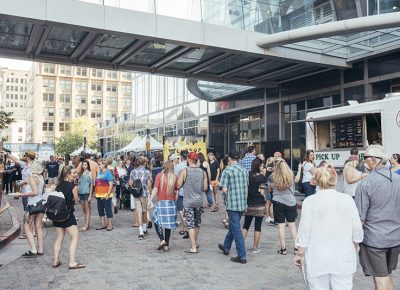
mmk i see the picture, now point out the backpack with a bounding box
[43,191,70,222]
[297,164,305,194]
[130,178,143,198]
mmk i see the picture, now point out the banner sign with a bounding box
[4,143,54,160]
[38,144,55,161]
[314,150,365,168]
[163,136,207,161]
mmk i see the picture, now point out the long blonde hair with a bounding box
[272,159,293,191]
[160,161,176,195]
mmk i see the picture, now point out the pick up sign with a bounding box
[314,151,365,167]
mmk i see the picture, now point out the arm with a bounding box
[4,152,20,166]
[17,176,39,198]
[88,175,93,199]
[216,167,220,181]
[176,169,186,190]
[149,187,158,203]
[107,181,113,199]
[205,163,211,181]
[354,182,369,223]
[294,163,302,183]
[72,184,79,205]
[202,171,208,192]
[345,167,366,184]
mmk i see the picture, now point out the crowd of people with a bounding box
[0,144,399,290]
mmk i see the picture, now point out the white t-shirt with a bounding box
[19,160,32,193]
[302,162,314,183]
[296,189,363,277]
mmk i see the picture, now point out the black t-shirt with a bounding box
[209,160,219,181]
[55,180,75,212]
[47,161,59,178]
[247,174,268,206]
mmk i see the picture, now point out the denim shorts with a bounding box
[79,193,90,201]
[176,196,184,211]
[264,192,272,201]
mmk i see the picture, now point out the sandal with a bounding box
[277,248,287,255]
[158,242,167,251]
[184,249,198,254]
[179,230,186,235]
[294,247,299,254]
[211,208,218,212]
[69,263,86,270]
[106,227,113,231]
[22,250,37,258]
[79,227,89,232]
[96,226,107,230]
[52,261,62,268]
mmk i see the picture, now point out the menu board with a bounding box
[331,117,363,148]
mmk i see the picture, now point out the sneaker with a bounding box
[147,221,153,229]
[264,216,271,223]
[182,232,189,239]
[138,234,144,240]
[114,206,118,214]
[218,244,229,255]
[251,248,261,254]
[231,257,247,264]
[143,230,148,236]
[269,221,277,227]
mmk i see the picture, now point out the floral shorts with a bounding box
[183,207,202,229]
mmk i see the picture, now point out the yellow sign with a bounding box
[163,136,207,161]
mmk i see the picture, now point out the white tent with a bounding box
[116,135,142,153]
[130,136,163,152]
[70,145,97,156]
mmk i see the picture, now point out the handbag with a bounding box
[27,200,45,215]
[297,165,305,194]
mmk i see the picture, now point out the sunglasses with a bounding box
[364,155,382,160]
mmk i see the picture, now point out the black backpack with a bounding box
[297,164,305,194]
[130,178,143,198]
[44,191,70,222]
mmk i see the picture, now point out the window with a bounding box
[43,78,55,89]
[108,97,117,107]
[106,111,117,119]
[75,81,87,91]
[43,64,55,74]
[106,83,117,93]
[121,72,132,80]
[121,84,132,95]
[59,122,70,132]
[92,69,103,78]
[91,96,102,105]
[59,94,71,103]
[43,93,54,102]
[76,95,87,104]
[18,136,23,142]
[42,122,54,131]
[18,127,23,133]
[76,67,87,76]
[59,65,72,76]
[75,109,86,117]
[121,98,131,109]
[59,108,71,118]
[43,107,55,117]
[59,79,72,90]
[6,94,9,99]
[15,78,18,83]
[107,71,118,79]
[184,120,198,135]
[91,111,102,118]
[91,82,102,91]
[164,124,176,137]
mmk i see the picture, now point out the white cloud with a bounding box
[0,58,32,71]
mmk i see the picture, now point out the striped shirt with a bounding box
[219,163,249,212]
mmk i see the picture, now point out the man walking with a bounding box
[176,152,208,254]
[240,146,256,172]
[355,145,400,290]
[46,155,59,185]
[218,151,249,264]
[129,156,152,240]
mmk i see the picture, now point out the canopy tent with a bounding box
[70,145,97,156]
[116,135,142,153]
[129,136,163,152]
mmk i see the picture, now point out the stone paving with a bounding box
[0,194,398,290]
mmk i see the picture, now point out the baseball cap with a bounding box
[228,151,240,160]
[274,151,282,158]
[169,153,179,161]
[188,151,198,160]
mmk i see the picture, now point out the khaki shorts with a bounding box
[134,196,148,213]
[359,243,400,277]
[48,177,58,184]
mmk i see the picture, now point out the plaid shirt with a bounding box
[129,166,152,197]
[240,153,255,172]
[219,163,248,212]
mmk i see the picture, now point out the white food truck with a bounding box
[303,94,400,168]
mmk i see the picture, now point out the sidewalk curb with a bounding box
[0,211,21,250]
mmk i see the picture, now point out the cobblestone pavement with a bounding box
[0,195,398,290]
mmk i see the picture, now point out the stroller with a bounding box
[120,175,131,209]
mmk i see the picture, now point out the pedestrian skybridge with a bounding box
[1,0,400,101]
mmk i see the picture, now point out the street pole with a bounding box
[146,128,151,156]
[83,129,87,152]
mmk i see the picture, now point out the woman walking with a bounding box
[342,156,367,197]
[78,160,92,231]
[113,159,127,212]
[198,152,212,208]
[301,150,317,197]
[15,161,45,257]
[148,161,178,252]
[242,158,268,253]
[208,152,220,212]
[270,159,298,255]
[294,165,363,290]
[95,160,114,231]
[53,166,85,269]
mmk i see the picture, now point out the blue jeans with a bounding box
[97,198,113,218]
[302,182,316,198]
[205,188,213,206]
[224,210,246,259]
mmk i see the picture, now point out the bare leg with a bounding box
[188,229,197,252]
[278,223,286,249]
[136,209,143,227]
[107,218,113,229]
[288,222,298,248]
[178,211,185,232]
[34,213,44,253]
[53,227,65,265]
[87,201,91,227]
[194,227,200,247]
[241,228,248,240]
[24,215,37,253]
[65,225,80,267]
[253,231,261,250]
[374,276,394,290]
[99,216,105,228]
[213,187,219,209]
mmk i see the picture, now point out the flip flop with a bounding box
[52,261,62,268]
[79,227,89,232]
[22,250,37,258]
[96,226,107,230]
[69,263,86,270]
[184,249,198,254]
[179,230,186,235]
[106,227,113,231]
[132,224,139,228]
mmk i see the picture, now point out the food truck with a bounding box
[304,94,400,168]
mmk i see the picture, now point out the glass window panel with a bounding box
[42,26,87,55]
[344,61,364,83]
[166,48,220,70]
[89,35,133,60]
[0,19,32,50]
[203,55,259,74]
[127,42,178,65]
[344,85,365,103]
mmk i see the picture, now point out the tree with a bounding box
[55,116,98,156]
[0,109,14,130]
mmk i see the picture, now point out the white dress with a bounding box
[296,189,363,278]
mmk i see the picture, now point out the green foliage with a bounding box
[55,116,98,156]
[0,109,14,130]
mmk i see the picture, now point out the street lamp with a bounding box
[83,129,87,151]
